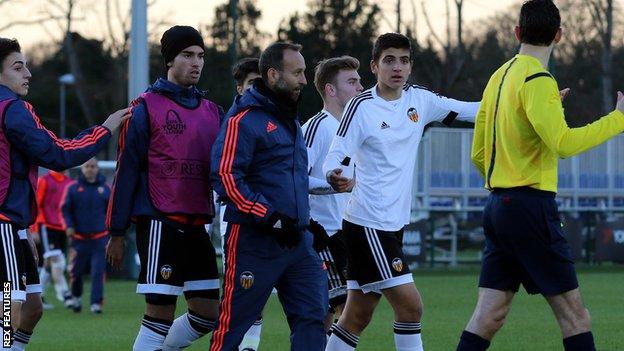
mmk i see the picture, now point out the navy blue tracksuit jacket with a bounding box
[0,85,111,228]
[209,80,327,351]
[62,173,110,237]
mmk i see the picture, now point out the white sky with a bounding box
[0,0,514,50]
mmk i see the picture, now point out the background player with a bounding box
[62,158,110,314]
[301,56,362,331]
[35,170,73,306]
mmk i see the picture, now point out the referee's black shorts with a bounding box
[479,187,578,296]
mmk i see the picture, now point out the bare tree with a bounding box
[38,0,97,126]
[587,0,615,113]
[420,0,466,92]
[0,0,66,32]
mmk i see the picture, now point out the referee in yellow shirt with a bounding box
[456,1,624,351]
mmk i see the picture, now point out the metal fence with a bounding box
[406,128,624,268]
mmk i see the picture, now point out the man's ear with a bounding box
[370,59,377,75]
[267,67,280,85]
[514,25,522,43]
[553,27,563,44]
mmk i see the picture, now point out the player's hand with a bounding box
[66,227,75,237]
[102,108,131,133]
[616,91,624,114]
[308,219,330,252]
[559,88,571,102]
[106,236,126,270]
[326,168,353,193]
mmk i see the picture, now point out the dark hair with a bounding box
[0,38,21,70]
[519,0,561,46]
[259,42,303,82]
[372,33,411,63]
[232,57,260,86]
[314,56,360,97]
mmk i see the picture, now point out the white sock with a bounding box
[162,310,215,350]
[51,259,69,301]
[325,324,358,351]
[38,268,50,293]
[393,321,423,351]
[133,315,172,351]
[239,317,263,350]
[10,329,31,350]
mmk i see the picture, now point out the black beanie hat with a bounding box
[160,26,205,69]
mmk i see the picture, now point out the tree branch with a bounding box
[420,0,445,49]
[0,16,66,32]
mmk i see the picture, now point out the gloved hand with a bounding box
[265,212,300,249]
[308,218,330,252]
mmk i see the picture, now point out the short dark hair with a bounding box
[0,38,21,70]
[259,42,303,82]
[232,57,260,86]
[519,0,561,46]
[314,56,360,98]
[372,33,411,63]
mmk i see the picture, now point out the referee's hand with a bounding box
[616,91,624,113]
[326,168,354,193]
[106,236,126,270]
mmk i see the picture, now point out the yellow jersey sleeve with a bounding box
[522,75,624,158]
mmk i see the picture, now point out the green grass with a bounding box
[27,267,624,350]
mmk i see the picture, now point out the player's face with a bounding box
[81,159,99,180]
[371,47,411,91]
[236,72,260,95]
[167,45,204,87]
[0,52,31,97]
[332,69,363,108]
[272,49,307,103]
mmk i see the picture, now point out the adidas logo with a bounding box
[381,121,390,129]
[266,121,277,133]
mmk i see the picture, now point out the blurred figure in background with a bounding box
[35,170,74,306]
[62,158,111,314]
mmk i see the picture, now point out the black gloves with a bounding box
[266,212,300,249]
[308,218,330,252]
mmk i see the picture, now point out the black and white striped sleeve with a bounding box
[303,112,329,167]
[323,95,369,178]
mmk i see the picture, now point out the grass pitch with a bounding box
[27,266,624,350]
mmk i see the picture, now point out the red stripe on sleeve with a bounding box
[24,102,108,150]
[218,110,260,215]
[105,120,130,229]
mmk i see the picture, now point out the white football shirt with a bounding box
[323,84,479,231]
[302,110,354,235]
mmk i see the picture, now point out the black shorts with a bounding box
[343,220,413,294]
[41,226,67,258]
[479,188,579,296]
[317,230,348,308]
[0,222,26,301]
[135,217,219,296]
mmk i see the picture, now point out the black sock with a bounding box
[563,332,595,351]
[456,330,491,351]
[13,329,32,345]
[186,309,216,335]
